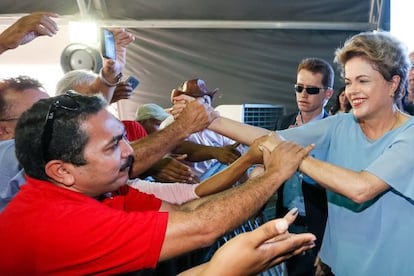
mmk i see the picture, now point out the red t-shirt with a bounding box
[122,120,148,141]
[0,175,168,275]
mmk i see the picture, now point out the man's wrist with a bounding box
[99,68,122,87]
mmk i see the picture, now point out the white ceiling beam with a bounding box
[0,14,376,31]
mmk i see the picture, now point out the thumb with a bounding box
[248,218,289,246]
[174,154,188,161]
[259,144,271,166]
[283,207,299,225]
[231,142,240,148]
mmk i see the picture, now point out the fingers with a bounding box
[263,233,316,267]
[111,28,135,45]
[172,94,196,103]
[37,13,59,36]
[250,218,289,245]
[302,143,315,156]
[172,154,188,161]
[231,142,240,148]
[259,132,280,152]
[283,207,299,225]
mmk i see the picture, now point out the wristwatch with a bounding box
[99,69,123,87]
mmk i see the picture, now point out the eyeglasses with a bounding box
[41,91,80,161]
[294,84,327,95]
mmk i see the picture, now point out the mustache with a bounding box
[120,155,134,172]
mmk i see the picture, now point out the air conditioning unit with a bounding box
[215,104,285,130]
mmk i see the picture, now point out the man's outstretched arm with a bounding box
[129,100,216,177]
[0,12,58,55]
[178,209,316,276]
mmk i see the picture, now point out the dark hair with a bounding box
[335,31,410,100]
[0,76,45,118]
[329,86,352,115]
[15,92,107,180]
[297,58,335,88]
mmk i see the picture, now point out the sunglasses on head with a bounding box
[41,91,80,161]
[294,84,327,95]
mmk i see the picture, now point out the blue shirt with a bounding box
[282,109,327,215]
[0,139,25,212]
[278,113,414,276]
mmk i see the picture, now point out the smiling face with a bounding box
[344,56,399,121]
[67,109,133,196]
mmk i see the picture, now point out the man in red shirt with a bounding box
[0,92,315,275]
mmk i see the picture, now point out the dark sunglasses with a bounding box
[294,84,327,95]
[41,91,80,161]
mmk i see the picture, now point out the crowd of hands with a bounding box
[0,11,317,275]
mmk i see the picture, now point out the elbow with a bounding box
[191,222,225,247]
[350,193,369,204]
[349,187,375,204]
[196,223,226,248]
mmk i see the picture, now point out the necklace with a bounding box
[360,111,400,140]
[389,111,400,131]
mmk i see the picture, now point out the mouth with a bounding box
[350,98,365,108]
[297,101,309,106]
[120,155,134,172]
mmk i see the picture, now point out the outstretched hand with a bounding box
[261,139,314,181]
[245,133,279,165]
[181,208,316,276]
[0,12,58,54]
[213,142,241,165]
[149,156,197,184]
[174,100,217,136]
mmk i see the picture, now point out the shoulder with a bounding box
[274,113,297,130]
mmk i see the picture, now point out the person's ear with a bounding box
[390,75,401,97]
[0,123,14,140]
[325,87,334,100]
[44,160,75,187]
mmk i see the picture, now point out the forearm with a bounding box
[299,156,389,203]
[129,122,189,177]
[180,170,284,228]
[178,262,208,276]
[96,69,119,102]
[209,117,270,146]
[0,32,15,54]
[0,39,8,54]
[96,79,116,103]
[128,179,199,205]
[173,141,216,162]
[195,153,253,197]
[161,171,285,259]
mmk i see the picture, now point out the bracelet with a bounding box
[99,69,123,87]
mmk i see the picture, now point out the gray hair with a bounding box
[55,70,97,95]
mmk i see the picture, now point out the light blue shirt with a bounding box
[278,113,414,276]
[282,109,326,215]
[0,139,25,212]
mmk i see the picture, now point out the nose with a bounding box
[120,138,133,157]
[297,89,309,97]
